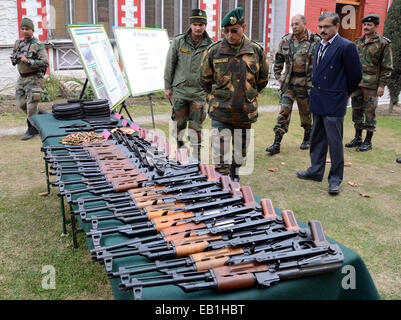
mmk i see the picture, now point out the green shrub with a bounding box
[40,75,60,102]
[67,78,96,100]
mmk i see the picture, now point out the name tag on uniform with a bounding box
[213,58,228,64]
[179,48,190,53]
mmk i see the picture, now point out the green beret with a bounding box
[190,9,207,24]
[361,14,380,25]
[20,17,35,31]
[221,7,244,28]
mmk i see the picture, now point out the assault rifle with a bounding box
[87,196,246,247]
[120,221,344,300]
[91,199,282,272]
[108,208,302,278]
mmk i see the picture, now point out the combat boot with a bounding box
[357,131,373,152]
[266,132,283,155]
[21,121,38,141]
[300,130,311,150]
[396,158,401,164]
[345,129,363,148]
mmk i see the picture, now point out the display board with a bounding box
[113,27,170,96]
[67,25,131,110]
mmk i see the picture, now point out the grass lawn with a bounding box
[0,98,400,299]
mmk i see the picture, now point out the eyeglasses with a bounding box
[223,28,240,34]
[317,24,335,30]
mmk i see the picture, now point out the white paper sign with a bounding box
[113,27,170,96]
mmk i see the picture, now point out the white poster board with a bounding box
[67,25,131,110]
[113,27,170,96]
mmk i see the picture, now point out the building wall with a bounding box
[0,0,20,96]
[270,0,288,53]
[304,0,336,34]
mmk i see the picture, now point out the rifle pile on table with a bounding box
[43,127,344,300]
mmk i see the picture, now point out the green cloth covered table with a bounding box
[31,113,381,300]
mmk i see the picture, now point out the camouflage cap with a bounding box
[20,17,35,31]
[190,9,207,24]
[221,7,244,27]
[361,14,380,25]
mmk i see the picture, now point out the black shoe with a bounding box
[300,130,311,150]
[357,131,373,152]
[296,171,322,182]
[396,158,401,164]
[266,132,283,155]
[20,129,35,141]
[300,140,310,150]
[328,183,340,195]
[345,129,363,148]
[20,121,38,141]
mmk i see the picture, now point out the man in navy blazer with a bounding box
[296,12,362,195]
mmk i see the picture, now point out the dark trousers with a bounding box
[307,114,344,185]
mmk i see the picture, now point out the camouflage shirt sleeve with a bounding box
[378,41,393,88]
[199,47,214,94]
[164,38,179,90]
[257,47,269,92]
[29,41,49,68]
[273,38,286,80]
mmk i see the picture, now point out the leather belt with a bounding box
[19,71,39,78]
[291,72,307,77]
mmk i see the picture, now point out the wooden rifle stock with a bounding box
[240,186,257,207]
[192,247,244,271]
[260,199,277,219]
[213,262,269,291]
[281,210,300,231]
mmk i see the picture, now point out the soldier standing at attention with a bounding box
[164,9,213,160]
[11,17,49,141]
[345,14,393,152]
[266,15,321,155]
[200,7,269,181]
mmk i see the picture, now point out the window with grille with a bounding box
[50,0,114,39]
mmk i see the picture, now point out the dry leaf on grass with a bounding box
[359,193,371,198]
[389,170,395,173]
[348,181,358,187]
[344,162,352,167]
[281,162,286,166]
[268,168,279,172]
[38,192,49,197]
[60,233,69,237]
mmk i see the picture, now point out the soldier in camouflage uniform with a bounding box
[266,15,321,155]
[11,18,49,140]
[200,7,269,181]
[346,14,393,151]
[164,9,213,160]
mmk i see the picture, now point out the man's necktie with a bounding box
[317,42,330,67]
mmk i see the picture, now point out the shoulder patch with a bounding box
[382,36,391,44]
[281,33,290,39]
